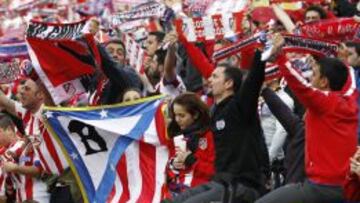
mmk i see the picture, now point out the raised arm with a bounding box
[261,87,300,139]
[163,31,178,82]
[276,54,333,114]
[271,34,335,114]
[0,91,16,117]
[99,44,133,89]
[178,34,215,79]
[272,4,296,34]
[235,50,266,119]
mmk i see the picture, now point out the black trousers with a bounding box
[171,181,259,203]
[255,179,343,203]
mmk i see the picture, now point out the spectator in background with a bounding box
[346,42,360,69]
[0,114,20,146]
[345,42,360,143]
[272,4,328,34]
[259,78,294,189]
[0,115,21,203]
[261,87,306,185]
[145,31,165,57]
[142,31,166,93]
[162,92,215,199]
[260,78,294,164]
[256,33,358,203]
[0,114,19,203]
[3,138,49,203]
[103,39,144,103]
[304,5,327,23]
[145,49,167,88]
[144,31,186,98]
[338,42,351,62]
[121,87,142,103]
[93,43,143,105]
[105,39,127,65]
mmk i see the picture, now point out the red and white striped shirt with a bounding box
[12,144,49,202]
[0,146,10,196]
[0,139,25,196]
[15,102,68,175]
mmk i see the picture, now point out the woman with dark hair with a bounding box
[121,87,142,103]
[162,92,215,200]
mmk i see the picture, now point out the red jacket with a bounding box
[163,130,215,198]
[278,55,358,186]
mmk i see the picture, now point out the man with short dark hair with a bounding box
[144,31,187,98]
[346,42,360,69]
[145,31,165,57]
[304,5,327,23]
[99,40,143,104]
[0,79,53,202]
[0,78,44,117]
[105,39,127,65]
[346,42,360,143]
[163,50,269,203]
[256,34,358,203]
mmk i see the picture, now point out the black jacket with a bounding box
[176,43,203,92]
[83,44,142,104]
[210,50,269,192]
[334,0,357,17]
[261,87,305,184]
[100,44,143,104]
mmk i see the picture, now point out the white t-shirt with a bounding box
[259,89,294,162]
[155,75,186,98]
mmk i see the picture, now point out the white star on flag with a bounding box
[70,152,79,160]
[110,164,116,171]
[44,111,54,118]
[99,109,108,119]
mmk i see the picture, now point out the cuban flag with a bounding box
[44,96,169,203]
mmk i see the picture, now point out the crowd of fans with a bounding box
[0,0,360,202]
